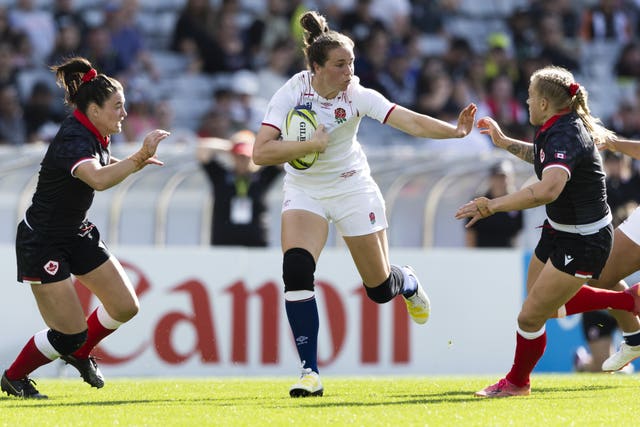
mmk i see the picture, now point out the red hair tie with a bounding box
[569,82,580,97]
[81,68,97,83]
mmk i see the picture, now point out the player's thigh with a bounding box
[75,256,139,322]
[520,262,585,330]
[31,279,87,333]
[281,209,329,261]
[596,227,640,289]
[343,229,390,286]
[526,254,545,294]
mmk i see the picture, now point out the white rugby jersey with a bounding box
[262,70,395,196]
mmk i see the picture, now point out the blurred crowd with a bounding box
[2,0,640,152]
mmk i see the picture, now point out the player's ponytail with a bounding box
[300,11,328,47]
[51,56,122,114]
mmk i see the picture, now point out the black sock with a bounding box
[624,331,640,346]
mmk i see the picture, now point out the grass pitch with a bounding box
[0,374,637,426]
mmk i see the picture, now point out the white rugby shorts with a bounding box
[618,206,640,246]
[282,184,388,237]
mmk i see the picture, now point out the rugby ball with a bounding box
[281,106,319,170]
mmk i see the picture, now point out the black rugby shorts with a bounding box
[15,220,111,284]
[534,220,613,280]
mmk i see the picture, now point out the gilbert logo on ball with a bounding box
[282,106,319,170]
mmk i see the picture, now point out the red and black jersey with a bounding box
[533,112,609,226]
[25,110,110,237]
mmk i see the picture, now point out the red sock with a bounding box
[5,336,54,380]
[563,286,634,316]
[73,308,118,359]
[506,330,546,387]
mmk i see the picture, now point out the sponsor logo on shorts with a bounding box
[44,260,59,276]
[369,212,376,224]
[564,254,573,265]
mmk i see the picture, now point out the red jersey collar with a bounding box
[537,109,571,137]
[73,109,110,148]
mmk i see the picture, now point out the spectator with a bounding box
[465,160,523,248]
[484,32,519,83]
[0,41,19,89]
[415,56,460,121]
[7,0,56,65]
[197,107,233,140]
[82,26,127,79]
[256,38,299,100]
[529,0,581,39]
[614,41,640,82]
[121,91,159,143]
[536,13,581,73]
[603,150,640,224]
[103,0,159,80]
[378,45,418,109]
[338,0,387,47]
[170,0,217,73]
[507,7,537,61]
[196,130,282,247]
[0,84,26,145]
[229,70,269,133]
[204,10,251,73]
[246,0,294,68]
[579,0,634,43]
[442,36,474,82]
[369,0,411,40]
[481,74,528,130]
[353,27,389,96]
[23,81,65,143]
[49,19,83,67]
[52,0,88,36]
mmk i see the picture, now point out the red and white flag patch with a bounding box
[44,260,59,276]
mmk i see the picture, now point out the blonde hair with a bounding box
[530,66,613,144]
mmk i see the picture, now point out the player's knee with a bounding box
[364,279,395,304]
[112,299,139,323]
[47,329,88,356]
[364,267,402,304]
[282,248,316,292]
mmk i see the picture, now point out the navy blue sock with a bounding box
[285,297,319,373]
[624,331,640,346]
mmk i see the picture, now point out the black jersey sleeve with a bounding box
[539,126,578,179]
[53,125,102,174]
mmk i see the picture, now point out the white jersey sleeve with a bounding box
[350,82,396,124]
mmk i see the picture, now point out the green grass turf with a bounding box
[0,374,637,426]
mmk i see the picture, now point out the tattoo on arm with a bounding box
[506,143,534,164]
[526,186,541,205]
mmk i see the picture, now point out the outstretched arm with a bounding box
[477,117,534,164]
[600,136,640,160]
[455,167,568,227]
[75,129,169,191]
[385,103,477,139]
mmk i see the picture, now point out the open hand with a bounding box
[456,103,477,137]
[455,197,494,228]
